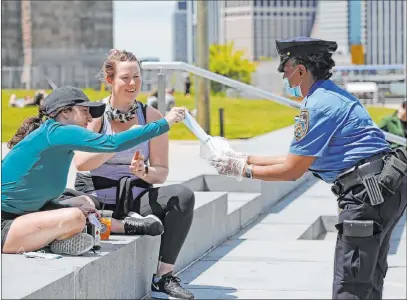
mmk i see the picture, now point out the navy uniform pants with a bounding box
[332,175,407,299]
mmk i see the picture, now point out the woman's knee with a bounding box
[172,184,195,213]
[60,208,86,232]
[79,195,96,208]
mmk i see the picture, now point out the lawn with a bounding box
[1,89,395,143]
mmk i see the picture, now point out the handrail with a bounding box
[141,61,406,146]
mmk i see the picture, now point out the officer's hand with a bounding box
[200,136,248,163]
[209,156,246,181]
[223,148,249,163]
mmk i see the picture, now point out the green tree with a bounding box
[209,42,257,93]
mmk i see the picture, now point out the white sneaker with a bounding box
[49,233,94,256]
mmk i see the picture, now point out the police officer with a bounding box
[210,37,407,299]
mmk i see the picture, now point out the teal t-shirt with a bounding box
[2,118,169,215]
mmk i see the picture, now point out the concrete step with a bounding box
[227,192,262,237]
[1,192,228,300]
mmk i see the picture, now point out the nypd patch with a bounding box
[294,109,309,141]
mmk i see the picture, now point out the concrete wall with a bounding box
[1,0,114,89]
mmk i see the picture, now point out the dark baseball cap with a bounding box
[43,86,106,118]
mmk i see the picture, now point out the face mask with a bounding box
[284,69,303,98]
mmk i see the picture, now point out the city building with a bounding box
[220,0,318,61]
[1,0,113,88]
[311,1,350,55]
[172,0,188,62]
[365,0,405,65]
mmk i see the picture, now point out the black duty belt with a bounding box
[91,176,153,219]
[331,152,387,199]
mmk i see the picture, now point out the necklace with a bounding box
[105,100,138,123]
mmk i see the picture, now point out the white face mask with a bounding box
[283,68,303,98]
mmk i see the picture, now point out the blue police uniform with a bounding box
[289,79,391,183]
[276,37,407,300]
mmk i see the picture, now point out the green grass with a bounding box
[1,89,395,143]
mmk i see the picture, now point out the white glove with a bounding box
[210,156,246,181]
[223,148,249,162]
[200,136,248,163]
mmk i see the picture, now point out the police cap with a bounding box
[276,36,338,72]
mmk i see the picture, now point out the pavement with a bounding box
[178,178,407,299]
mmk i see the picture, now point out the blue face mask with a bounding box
[284,69,303,98]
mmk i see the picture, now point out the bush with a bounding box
[209,42,257,94]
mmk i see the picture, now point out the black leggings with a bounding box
[106,184,195,265]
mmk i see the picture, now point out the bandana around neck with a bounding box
[105,99,138,123]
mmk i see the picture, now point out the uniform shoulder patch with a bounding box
[294,109,309,141]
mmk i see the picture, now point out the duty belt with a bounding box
[331,152,387,204]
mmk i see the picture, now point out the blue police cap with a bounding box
[276,36,338,72]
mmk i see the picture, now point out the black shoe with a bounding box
[151,273,194,299]
[123,213,164,236]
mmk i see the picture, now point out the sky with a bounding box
[113,1,176,62]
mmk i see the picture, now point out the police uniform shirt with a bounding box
[289,80,391,183]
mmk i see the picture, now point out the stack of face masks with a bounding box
[182,112,231,159]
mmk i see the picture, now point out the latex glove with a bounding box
[210,156,246,181]
[200,136,248,163]
[223,148,249,162]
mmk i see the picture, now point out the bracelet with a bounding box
[244,164,254,179]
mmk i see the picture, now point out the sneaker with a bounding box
[49,233,94,256]
[123,213,164,236]
[151,273,194,299]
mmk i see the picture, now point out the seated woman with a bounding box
[73,49,196,300]
[1,85,185,256]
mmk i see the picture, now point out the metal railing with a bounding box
[141,61,406,147]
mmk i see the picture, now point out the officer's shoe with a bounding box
[49,233,94,256]
[151,273,194,299]
[123,212,164,236]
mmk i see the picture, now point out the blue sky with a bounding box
[113,1,176,62]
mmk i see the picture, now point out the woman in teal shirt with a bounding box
[1,86,185,255]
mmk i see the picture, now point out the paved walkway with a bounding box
[178,179,407,299]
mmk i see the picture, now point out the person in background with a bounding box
[165,87,176,111]
[8,90,47,108]
[378,100,407,147]
[147,87,176,113]
[184,76,191,96]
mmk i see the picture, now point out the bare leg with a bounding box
[157,262,174,277]
[8,94,17,106]
[59,195,95,209]
[2,208,86,253]
[111,218,125,233]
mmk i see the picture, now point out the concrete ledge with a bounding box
[174,192,228,273]
[298,215,338,240]
[2,174,314,299]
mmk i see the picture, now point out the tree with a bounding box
[209,42,257,93]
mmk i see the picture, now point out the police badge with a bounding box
[294,109,309,141]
